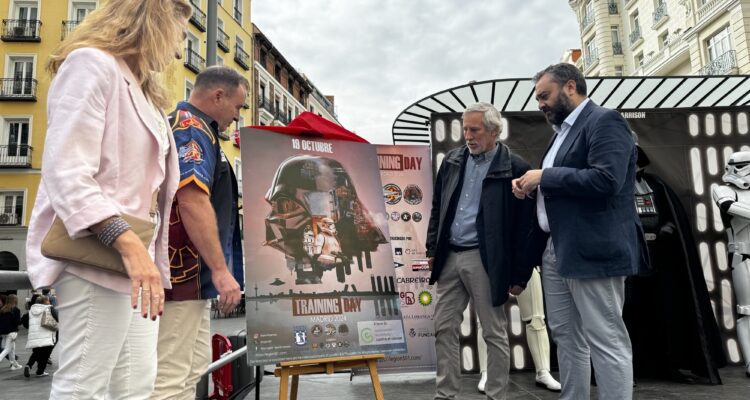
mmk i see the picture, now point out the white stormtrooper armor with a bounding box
[712,151,750,377]
[476,268,561,392]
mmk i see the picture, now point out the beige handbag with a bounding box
[41,307,58,331]
[40,192,159,276]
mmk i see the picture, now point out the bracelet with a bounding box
[96,217,131,247]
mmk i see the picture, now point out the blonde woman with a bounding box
[24,0,191,398]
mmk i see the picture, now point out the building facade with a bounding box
[305,75,339,123]
[0,0,253,292]
[570,0,750,77]
[252,23,338,126]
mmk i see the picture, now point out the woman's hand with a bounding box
[112,231,164,320]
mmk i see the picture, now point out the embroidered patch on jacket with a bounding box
[178,112,203,130]
[179,139,204,164]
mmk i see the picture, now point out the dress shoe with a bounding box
[535,370,561,392]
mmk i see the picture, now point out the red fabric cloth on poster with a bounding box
[242,111,369,144]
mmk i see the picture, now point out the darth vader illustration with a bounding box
[264,155,387,284]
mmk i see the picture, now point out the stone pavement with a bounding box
[2,315,750,399]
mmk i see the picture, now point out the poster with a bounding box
[240,128,407,365]
[376,145,437,372]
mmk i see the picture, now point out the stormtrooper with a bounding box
[712,151,750,378]
[476,268,561,392]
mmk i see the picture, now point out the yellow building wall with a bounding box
[0,0,253,226]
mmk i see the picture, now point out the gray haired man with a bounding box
[426,102,536,399]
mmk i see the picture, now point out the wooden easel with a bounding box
[274,353,385,400]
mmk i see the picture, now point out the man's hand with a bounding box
[212,268,241,314]
[428,257,434,271]
[509,285,524,296]
[512,170,543,199]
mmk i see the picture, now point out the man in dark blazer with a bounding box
[512,63,647,400]
[427,102,535,400]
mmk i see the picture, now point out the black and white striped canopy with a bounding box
[392,75,750,144]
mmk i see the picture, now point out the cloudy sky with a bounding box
[252,1,581,144]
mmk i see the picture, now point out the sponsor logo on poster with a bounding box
[397,277,431,284]
[394,247,403,256]
[311,324,323,336]
[418,291,433,306]
[391,211,401,221]
[357,320,405,346]
[411,259,430,272]
[360,327,374,344]
[400,212,411,222]
[383,183,402,205]
[412,212,423,222]
[404,184,423,205]
[293,326,308,346]
[400,291,416,306]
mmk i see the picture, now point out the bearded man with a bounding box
[512,63,648,400]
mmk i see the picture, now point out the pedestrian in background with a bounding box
[24,295,56,378]
[0,294,23,370]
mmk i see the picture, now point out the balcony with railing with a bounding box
[234,44,250,70]
[258,96,276,116]
[217,27,229,52]
[652,2,668,28]
[311,91,336,118]
[61,20,80,40]
[629,27,643,47]
[612,42,623,55]
[1,19,42,42]
[697,0,731,21]
[189,1,206,32]
[609,1,618,14]
[0,78,37,101]
[184,48,205,74]
[0,212,22,226]
[583,50,599,72]
[581,12,594,33]
[0,145,32,168]
[700,50,738,75]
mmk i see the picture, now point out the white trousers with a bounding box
[51,272,159,400]
[0,332,18,364]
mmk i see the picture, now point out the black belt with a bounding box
[448,244,479,253]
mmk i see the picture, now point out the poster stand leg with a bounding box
[274,354,385,400]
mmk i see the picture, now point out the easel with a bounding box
[274,353,385,400]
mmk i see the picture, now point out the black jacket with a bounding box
[426,144,535,306]
[0,307,21,334]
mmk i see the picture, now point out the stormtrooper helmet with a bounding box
[723,151,750,189]
[318,217,337,235]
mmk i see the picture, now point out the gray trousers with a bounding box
[434,249,509,400]
[541,239,633,400]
